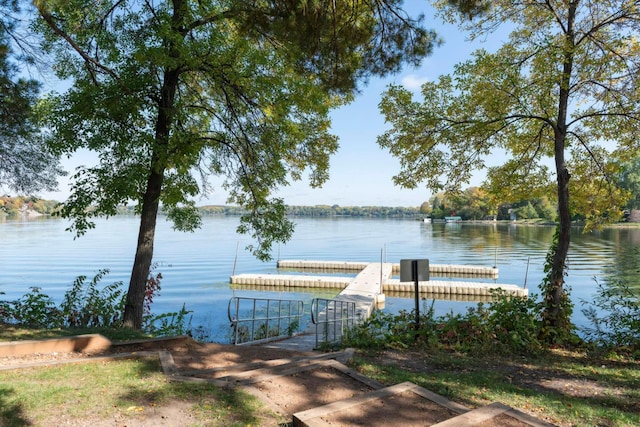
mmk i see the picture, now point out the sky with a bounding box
[34,2,510,208]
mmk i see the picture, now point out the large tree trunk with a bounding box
[122,69,180,328]
[122,99,175,328]
[547,154,571,327]
[122,169,164,329]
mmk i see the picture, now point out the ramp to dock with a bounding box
[336,262,392,319]
[260,263,391,351]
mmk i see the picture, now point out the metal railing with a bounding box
[311,298,358,349]
[227,296,304,345]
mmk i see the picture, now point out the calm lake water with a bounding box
[1,215,639,342]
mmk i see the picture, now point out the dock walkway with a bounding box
[261,263,390,351]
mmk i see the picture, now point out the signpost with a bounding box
[400,259,429,331]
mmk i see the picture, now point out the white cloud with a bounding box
[401,74,430,91]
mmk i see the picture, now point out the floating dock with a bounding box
[231,274,526,297]
[276,259,499,279]
[231,260,525,298]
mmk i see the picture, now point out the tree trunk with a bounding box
[547,156,571,327]
[543,1,577,331]
[122,169,164,329]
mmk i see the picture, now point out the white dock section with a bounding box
[277,260,370,271]
[231,273,351,289]
[277,259,499,279]
[335,262,392,319]
[383,279,527,298]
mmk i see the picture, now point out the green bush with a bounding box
[60,269,126,328]
[1,269,193,338]
[144,303,193,337]
[487,289,543,353]
[581,279,640,352]
[344,291,544,355]
[9,287,62,328]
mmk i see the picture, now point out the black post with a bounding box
[413,260,419,331]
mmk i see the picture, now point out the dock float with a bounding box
[231,274,527,298]
[277,259,499,279]
[231,274,352,288]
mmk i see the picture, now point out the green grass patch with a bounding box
[349,349,640,427]
[0,357,279,426]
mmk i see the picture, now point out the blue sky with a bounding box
[38,2,509,208]
[266,2,510,207]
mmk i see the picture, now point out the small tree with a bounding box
[615,157,640,211]
[419,201,432,215]
[517,202,537,220]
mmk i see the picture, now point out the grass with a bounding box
[349,348,640,427]
[0,356,279,426]
[0,326,283,426]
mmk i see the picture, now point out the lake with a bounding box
[1,215,638,342]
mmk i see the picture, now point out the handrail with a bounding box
[227,296,304,345]
[311,298,357,349]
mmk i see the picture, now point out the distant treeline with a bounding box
[0,196,59,216]
[199,204,421,218]
[1,197,421,219]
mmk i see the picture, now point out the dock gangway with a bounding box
[311,298,359,349]
[228,296,304,345]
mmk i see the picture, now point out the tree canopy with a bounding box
[34,0,435,328]
[378,0,640,334]
[0,0,62,194]
[615,157,640,211]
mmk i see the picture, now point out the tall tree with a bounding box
[0,0,61,194]
[34,0,435,329]
[378,0,640,335]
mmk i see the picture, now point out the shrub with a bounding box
[1,268,193,337]
[487,289,543,353]
[581,279,640,352]
[344,291,544,355]
[144,303,193,337]
[9,287,62,328]
[59,269,126,328]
